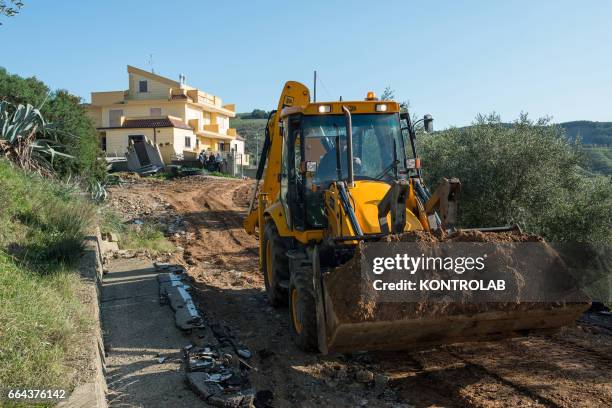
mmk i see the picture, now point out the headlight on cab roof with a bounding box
[375,103,388,112]
[318,105,332,113]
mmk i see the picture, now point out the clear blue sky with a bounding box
[2,0,611,128]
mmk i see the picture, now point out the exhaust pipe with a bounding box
[342,106,354,187]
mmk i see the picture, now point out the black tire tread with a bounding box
[289,264,318,351]
[262,221,288,306]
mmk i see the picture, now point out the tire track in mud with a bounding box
[403,348,548,408]
[443,336,612,408]
[544,332,612,364]
[443,350,562,408]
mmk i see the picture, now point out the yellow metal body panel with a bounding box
[350,181,423,234]
[281,101,401,117]
[260,81,311,204]
[324,180,424,238]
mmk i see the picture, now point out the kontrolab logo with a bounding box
[372,254,487,275]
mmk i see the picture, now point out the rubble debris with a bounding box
[157,262,257,407]
[185,346,255,407]
[157,356,166,364]
[158,266,204,330]
[186,372,224,399]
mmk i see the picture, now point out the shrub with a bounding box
[0,67,106,182]
[418,113,612,245]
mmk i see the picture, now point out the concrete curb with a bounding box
[58,228,108,408]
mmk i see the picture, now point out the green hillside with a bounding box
[231,117,267,164]
[581,146,612,175]
[559,121,612,146]
[558,121,612,175]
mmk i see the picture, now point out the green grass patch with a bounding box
[119,222,175,255]
[0,159,93,393]
[99,207,175,256]
[0,160,95,271]
[206,171,237,178]
[0,252,90,391]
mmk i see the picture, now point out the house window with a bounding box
[139,80,148,93]
[218,142,225,151]
[185,136,191,148]
[100,135,107,152]
[109,109,123,127]
[150,107,161,116]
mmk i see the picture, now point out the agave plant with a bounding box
[0,100,72,175]
[89,180,108,203]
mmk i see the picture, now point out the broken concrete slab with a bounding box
[174,298,204,329]
[126,137,164,172]
[157,268,204,330]
[185,372,224,399]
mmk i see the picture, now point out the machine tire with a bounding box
[262,220,288,307]
[289,264,318,351]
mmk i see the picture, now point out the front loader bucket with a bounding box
[319,289,588,353]
[311,232,591,354]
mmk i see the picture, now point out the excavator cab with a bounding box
[280,110,410,232]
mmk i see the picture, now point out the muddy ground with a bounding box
[107,175,612,408]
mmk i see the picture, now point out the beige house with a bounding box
[86,65,246,164]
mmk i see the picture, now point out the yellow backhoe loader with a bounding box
[244,81,588,353]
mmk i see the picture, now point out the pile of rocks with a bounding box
[184,343,255,407]
[155,262,257,407]
[157,263,204,330]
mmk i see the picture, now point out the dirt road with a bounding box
[108,175,612,408]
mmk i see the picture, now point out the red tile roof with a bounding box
[99,117,192,130]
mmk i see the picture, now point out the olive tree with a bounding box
[418,113,612,245]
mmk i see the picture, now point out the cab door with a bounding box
[280,115,305,231]
[279,118,291,229]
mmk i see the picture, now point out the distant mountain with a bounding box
[557,121,611,175]
[558,121,612,146]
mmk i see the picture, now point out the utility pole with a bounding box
[313,70,317,102]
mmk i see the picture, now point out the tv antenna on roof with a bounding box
[147,54,155,73]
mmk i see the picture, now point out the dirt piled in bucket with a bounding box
[324,230,584,323]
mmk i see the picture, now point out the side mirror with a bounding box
[423,114,434,133]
